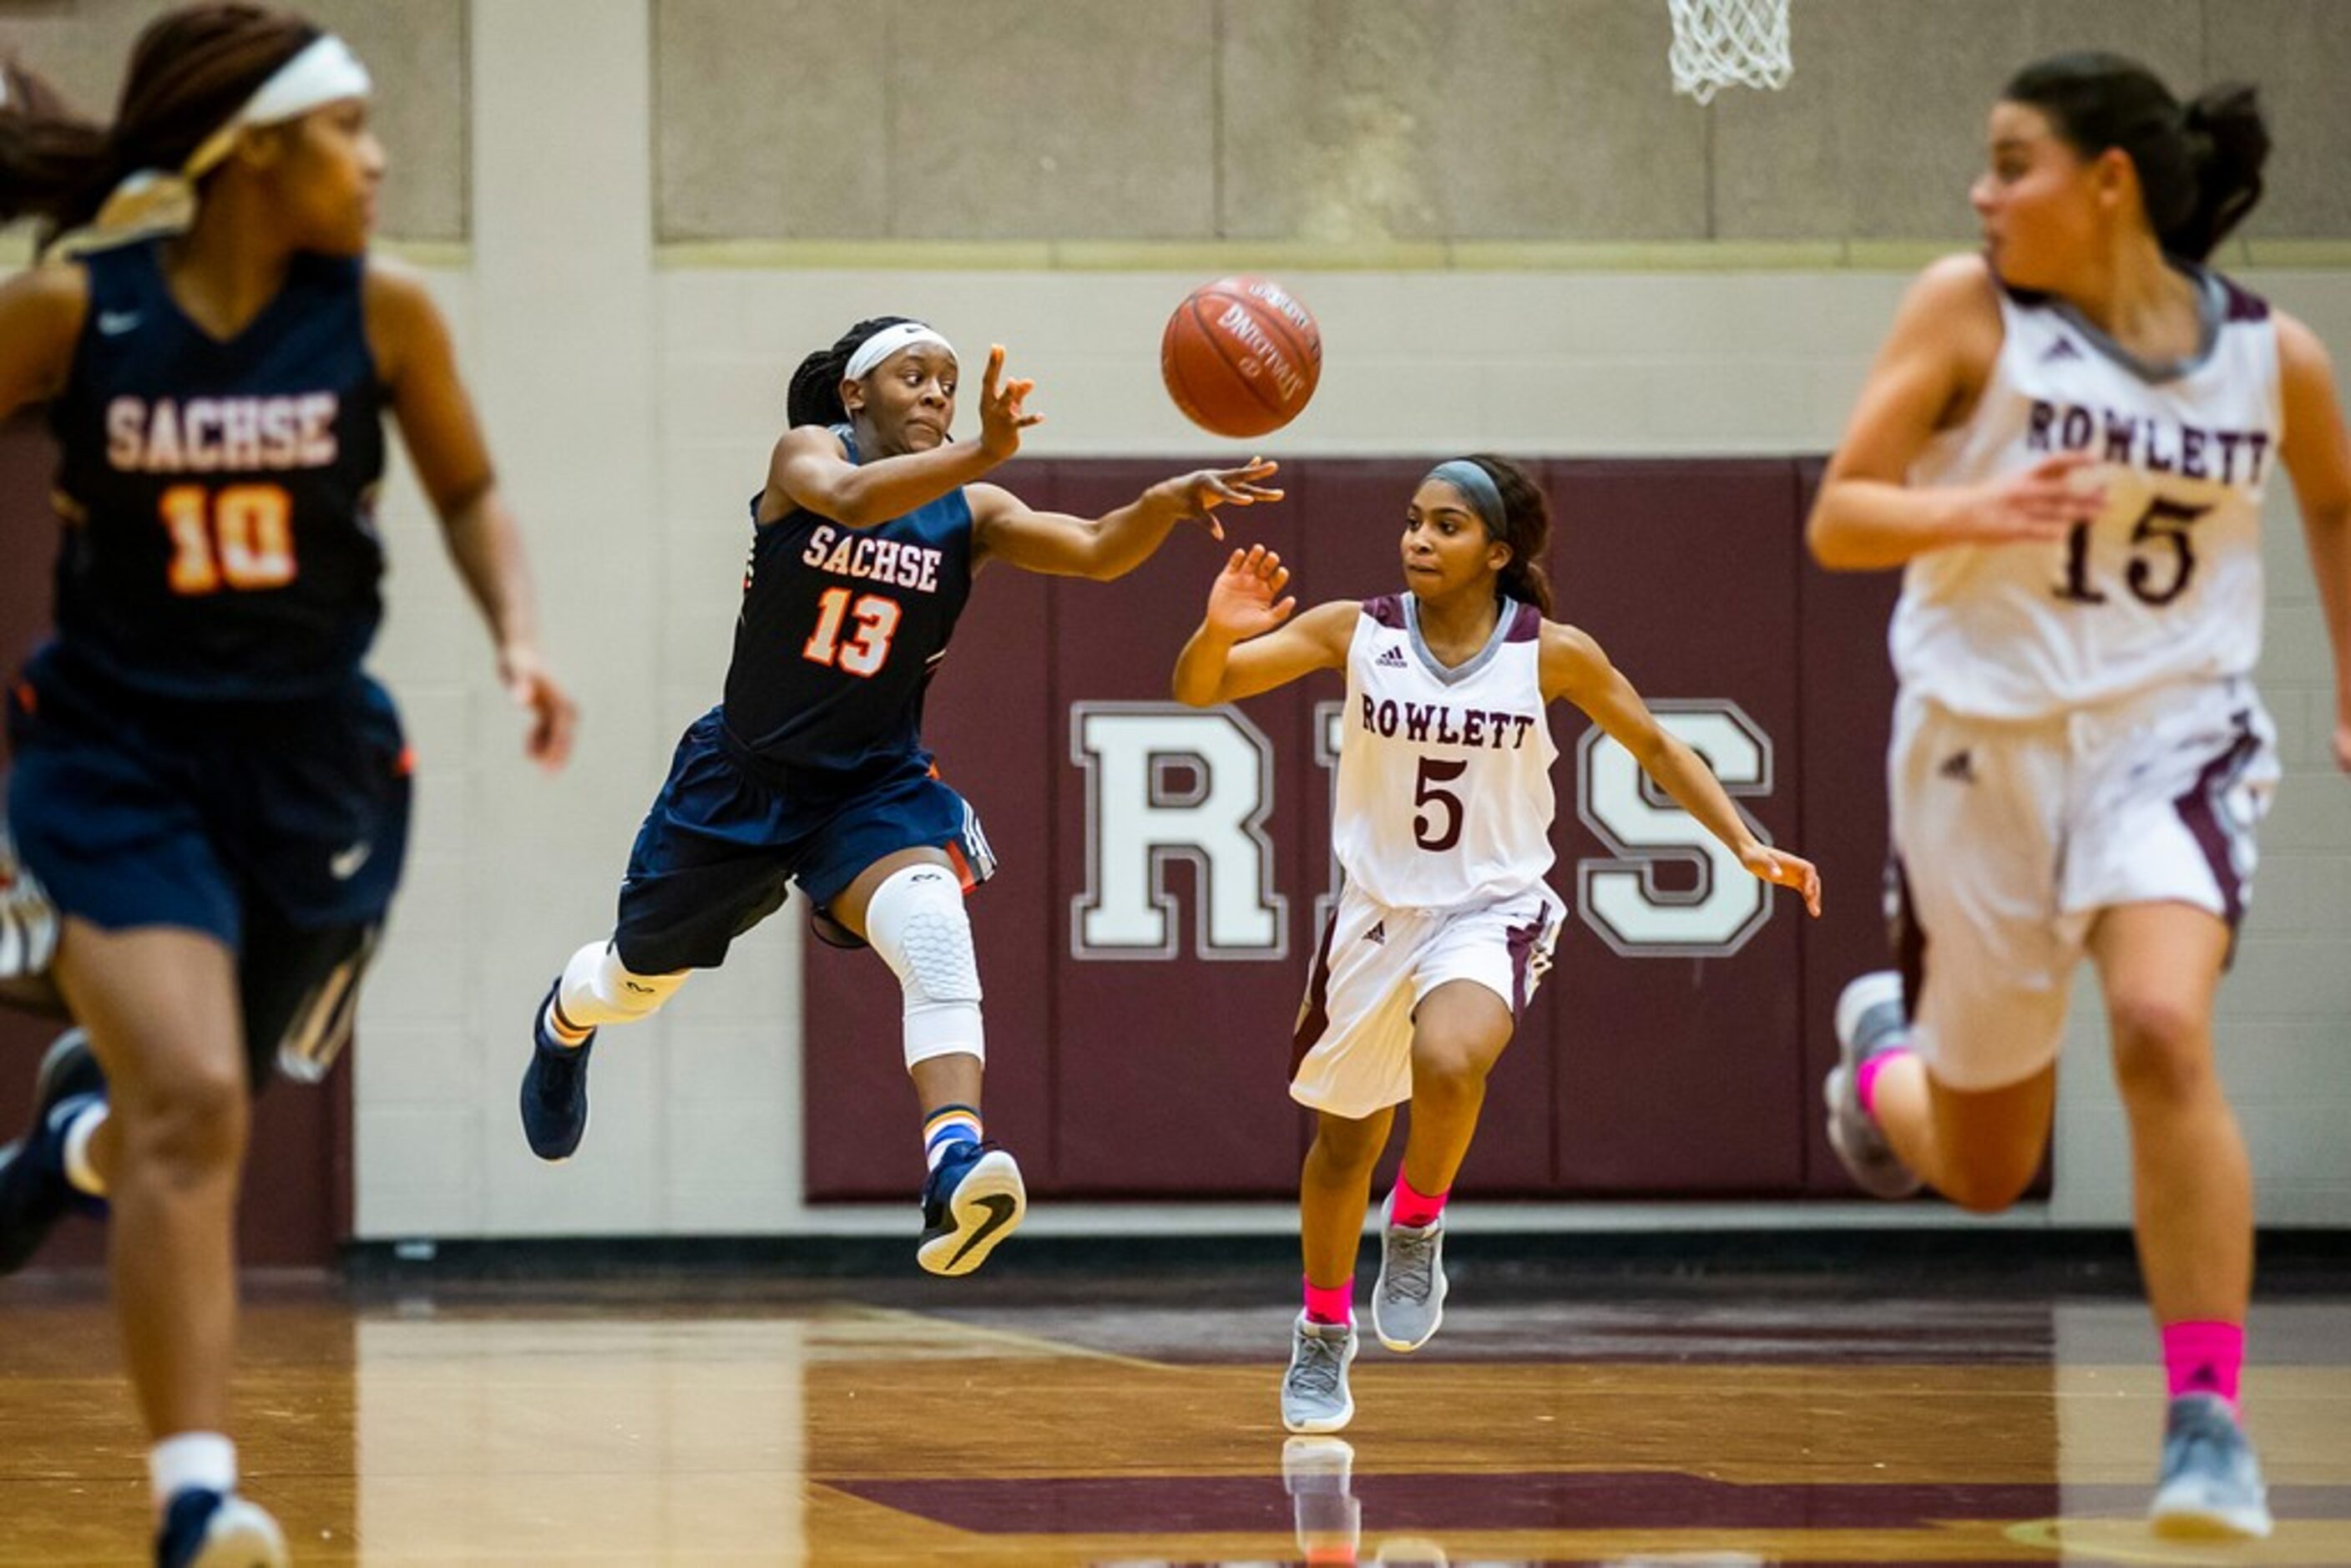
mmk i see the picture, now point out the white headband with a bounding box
[845,321,956,382]
[89,33,371,235]
[184,33,372,179]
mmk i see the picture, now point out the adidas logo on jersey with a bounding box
[1375,645,1408,668]
[1365,920,1387,946]
[2041,335,2083,363]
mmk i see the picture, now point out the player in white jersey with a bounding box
[1811,54,2351,1540]
[1175,454,1821,1433]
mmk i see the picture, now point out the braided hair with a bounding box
[0,4,318,252]
[785,315,915,428]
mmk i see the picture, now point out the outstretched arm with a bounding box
[367,260,574,770]
[1808,254,2101,571]
[1542,621,1821,915]
[973,459,1283,580]
[2278,311,2351,772]
[1172,545,1353,705]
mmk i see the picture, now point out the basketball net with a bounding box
[1668,0,1792,104]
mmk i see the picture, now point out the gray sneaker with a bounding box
[1824,971,1923,1199]
[2151,1393,2272,1540]
[1372,1191,1448,1353]
[1280,1313,1358,1434]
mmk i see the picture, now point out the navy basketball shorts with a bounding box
[611,708,998,974]
[8,651,411,1082]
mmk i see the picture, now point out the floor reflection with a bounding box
[0,1277,2345,1562]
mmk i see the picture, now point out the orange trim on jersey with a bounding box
[11,681,33,716]
[395,745,417,777]
[945,842,975,892]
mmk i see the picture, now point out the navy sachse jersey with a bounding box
[47,237,387,701]
[721,425,974,777]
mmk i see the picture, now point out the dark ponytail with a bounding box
[1466,453,1554,616]
[786,314,913,428]
[0,5,316,252]
[0,58,112,238]
[2174,83,2269,265]
[2002,53,2268,262]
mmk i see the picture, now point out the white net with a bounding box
[1668,0,1792,104]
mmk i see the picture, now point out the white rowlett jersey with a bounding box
[1332,594,1558,909]
[1894,265,2281,720]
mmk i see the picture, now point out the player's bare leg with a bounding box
[1287,1109,1387,1433]
[1868,1056,2057,1214]
[52,922,284,1560]
[1367,982,1511,1353]
[2090,903,2267,1538]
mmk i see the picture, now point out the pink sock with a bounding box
[2162,1320,2243,1412]
[1854,1047,1914,1119]
[1302,1275,1353,1326]
[1389,1175,1449,1229]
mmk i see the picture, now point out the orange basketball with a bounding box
[1160,276,1322,439]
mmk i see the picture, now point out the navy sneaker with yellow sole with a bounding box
[520,978,594,1161]
[916,1140,1025,1276]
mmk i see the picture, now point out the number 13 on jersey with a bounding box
[802,586,902,677]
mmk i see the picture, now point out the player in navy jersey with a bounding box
[1811,56,2351,1538]
[1175,457,1820,1434]
[0,9,573,1563]
[523,315,1279,1275]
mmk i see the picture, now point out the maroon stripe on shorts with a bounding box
[2172,715,2259,932]
[1290,908,1342,1077]
[1504,910,1550,1015]
[1888,855,1929,1023]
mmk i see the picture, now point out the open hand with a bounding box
[1741,842,1822,917]
[1205,543,1297,640]
[1964,452,2105,545]
[1157,458,1283,541]
[977,344,1043,461]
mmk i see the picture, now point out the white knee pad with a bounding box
[559,941,688,1028]
[863,864,984,1070]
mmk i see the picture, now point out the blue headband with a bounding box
[1424,459,1504,534]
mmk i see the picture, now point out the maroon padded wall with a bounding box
[806,456,1907,1202]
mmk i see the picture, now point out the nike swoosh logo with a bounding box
[329,842,372,880]
[98,311,142,336]
[946,1194,1019,1269]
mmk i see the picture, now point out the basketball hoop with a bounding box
[1668,0,1792,104]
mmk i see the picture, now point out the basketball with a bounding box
[1160,276,1322,439]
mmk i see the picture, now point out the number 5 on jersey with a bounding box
[803,586,902,676]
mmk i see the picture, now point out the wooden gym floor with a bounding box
[2,1261,2347,1565]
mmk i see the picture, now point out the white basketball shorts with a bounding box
[1887,675,2278,1091]
[1289,879,1567,1120]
